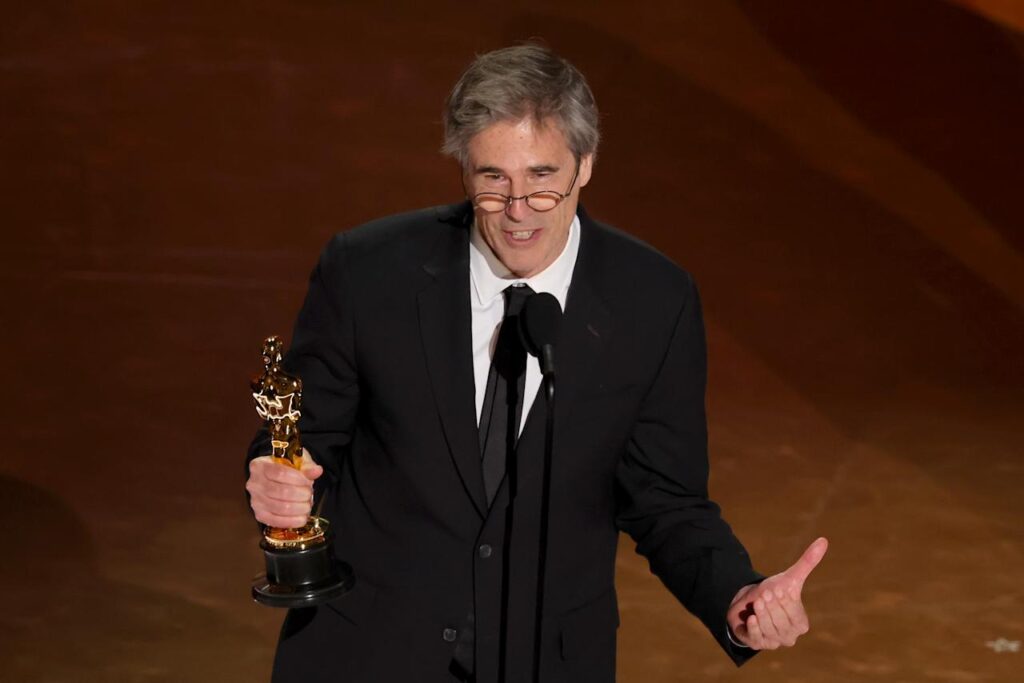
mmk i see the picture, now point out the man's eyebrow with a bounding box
[471,164,562,174]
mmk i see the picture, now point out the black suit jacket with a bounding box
[248,202,761,682]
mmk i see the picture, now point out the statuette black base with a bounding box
[252,534,354,608]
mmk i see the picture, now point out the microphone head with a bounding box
[520,292,562,358]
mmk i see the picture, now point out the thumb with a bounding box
[299,448,323,481]
[785,536,829,587]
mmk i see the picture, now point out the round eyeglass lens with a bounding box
[526,192,561,211]
[474,194,508,213]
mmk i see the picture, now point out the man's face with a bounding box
[464,117,593,278]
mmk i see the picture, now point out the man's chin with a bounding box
[490,247,531,276]
[502,254,546,278]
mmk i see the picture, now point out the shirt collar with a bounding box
[469,214,580,311]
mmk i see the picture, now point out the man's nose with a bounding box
[504,194,531,221]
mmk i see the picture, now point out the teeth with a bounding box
[510,231,536,240]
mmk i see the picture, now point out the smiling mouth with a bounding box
[508,230,538,241]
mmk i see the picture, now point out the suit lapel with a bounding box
[418,205,489,518]
[555,270,612,419]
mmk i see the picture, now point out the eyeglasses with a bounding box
[471,161,580,214]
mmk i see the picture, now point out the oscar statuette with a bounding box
[250,336,354,607]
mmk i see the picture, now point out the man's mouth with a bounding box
[508,230,538,242]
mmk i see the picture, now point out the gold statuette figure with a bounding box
[250,335,353,607]
[252,336,324,548]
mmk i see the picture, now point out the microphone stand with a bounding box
[519,294,561,683]
[531,366,555,683]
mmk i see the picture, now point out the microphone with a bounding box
[520,292,562,378]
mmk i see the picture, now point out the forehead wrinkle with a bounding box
[465,117,575,180]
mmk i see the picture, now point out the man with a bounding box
[246,44,827,683]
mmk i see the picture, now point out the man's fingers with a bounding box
[762,590,793,639]
[745,614,766,650]
[770,583,810,633]
[254,511,308,529]
[246,451,322,526]
[247,455,315,523]
[300,451,324,481]
[753,598,780,649]
[258,459,312,486]
[250,450,323,483]
[260,498,312,516]
[766,588,807,646]
[784,537,829,587]
[248,455,321,495]
[248,486,313,518]
[727,548,821,651]
[248,474,313,501]
[248,473,313,499]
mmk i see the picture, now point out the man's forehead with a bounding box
[465,117,573,171]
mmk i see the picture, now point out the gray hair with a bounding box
[442,44,600,166]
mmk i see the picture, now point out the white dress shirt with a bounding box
[469,215,581,435]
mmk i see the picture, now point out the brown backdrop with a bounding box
[2,2,1021,681]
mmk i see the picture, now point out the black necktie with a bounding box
[479,284,533,506]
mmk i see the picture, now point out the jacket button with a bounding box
[442,628,458,642]
[478,544,493,559]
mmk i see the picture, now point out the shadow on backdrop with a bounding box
[501,13,1024,449]
[737,0,1024,254]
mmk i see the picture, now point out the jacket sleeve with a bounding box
[614,273,763,665]
[246,232,360,499]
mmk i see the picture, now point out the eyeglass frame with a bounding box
[468,159,581,214]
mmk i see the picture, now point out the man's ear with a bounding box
[578,153,595,189]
